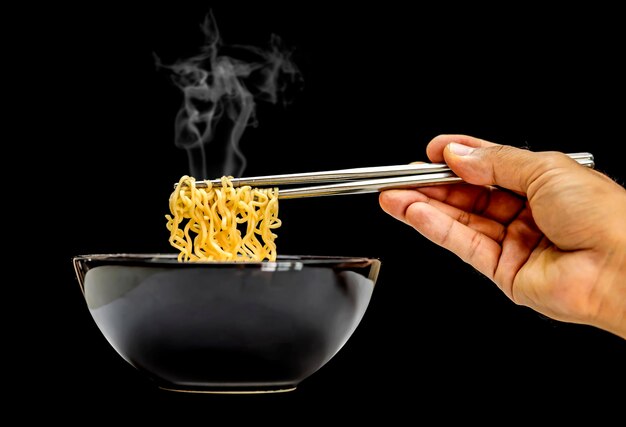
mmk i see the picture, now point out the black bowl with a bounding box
[72,254,381,393]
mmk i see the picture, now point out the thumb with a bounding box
[443,142,572,195]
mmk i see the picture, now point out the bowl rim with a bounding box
[72,253,380,266]
[72,253,381,295]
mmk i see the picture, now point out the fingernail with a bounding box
[448,142,475,156]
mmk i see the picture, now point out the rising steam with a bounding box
[156,11,301,179]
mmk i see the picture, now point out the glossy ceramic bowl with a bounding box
[72,254,380,393]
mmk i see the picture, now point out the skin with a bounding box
[379,134,626,339]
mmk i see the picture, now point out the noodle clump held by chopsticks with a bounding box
[166,175,281,262]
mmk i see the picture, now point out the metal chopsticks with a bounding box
[185,152,594,199]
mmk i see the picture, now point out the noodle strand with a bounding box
[166,176,281,262]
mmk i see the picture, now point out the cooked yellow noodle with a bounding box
[166,175,281,262]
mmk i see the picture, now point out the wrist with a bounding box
[591,243,626,340]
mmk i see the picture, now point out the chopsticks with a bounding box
[186,152,594,199]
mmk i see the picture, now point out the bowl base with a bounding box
[159,385,297,394]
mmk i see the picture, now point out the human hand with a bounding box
[379,134,626,339]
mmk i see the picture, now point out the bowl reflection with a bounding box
[73,254,380,394]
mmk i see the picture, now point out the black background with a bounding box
[22,2,625,420]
